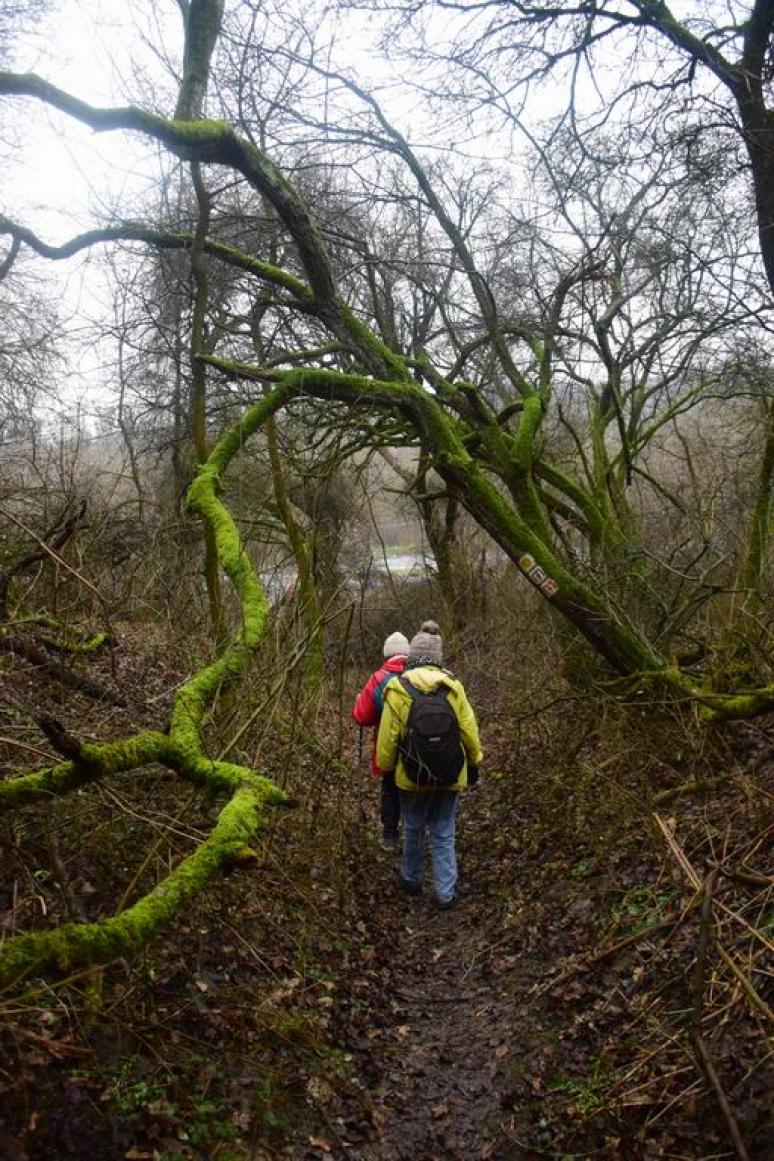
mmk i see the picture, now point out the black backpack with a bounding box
[397,676,465,787]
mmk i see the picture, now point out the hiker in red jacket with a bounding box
[352,632,409,850]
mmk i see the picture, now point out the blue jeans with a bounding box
[399,790,459,904]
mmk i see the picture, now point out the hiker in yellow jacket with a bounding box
[376,622,483,909]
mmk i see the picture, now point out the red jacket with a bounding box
[352,655,408,775]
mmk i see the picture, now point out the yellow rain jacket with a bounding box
[375,665,483,792]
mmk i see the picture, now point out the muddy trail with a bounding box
[288,787,560,1160]
[351,861,541,1160]
[287,758,773,1161]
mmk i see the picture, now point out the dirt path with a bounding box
[306,750,774,1161]
[355,892,531,1160]
[300,790,549,1160]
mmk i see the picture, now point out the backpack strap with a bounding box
[374,670,398,712]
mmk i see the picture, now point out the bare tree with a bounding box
[1,3,770,689]
[1,0,773,988]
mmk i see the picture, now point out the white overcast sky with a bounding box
[5,0,181,238]
[4,0,432,420]
[1,0,472,419]
[2,2,186,418]
[2,0,736,424]
[4,0,524,235]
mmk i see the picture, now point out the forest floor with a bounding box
[291,765,773,1161]
[0,629,772,1160]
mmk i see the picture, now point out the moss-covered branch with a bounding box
[0,387,295,988]
[170,385,295,750]
[0,216,314,304]
[617,667,774,723]
[533,460,607,541]
[0,784,277,989]
[694,684,774,721]
[0,72,334,295]
[188,160,227,644]
[0,732,168,810]
[38,630,109,655]
[0,72,405,376]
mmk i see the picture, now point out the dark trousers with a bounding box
[380,771,401,837]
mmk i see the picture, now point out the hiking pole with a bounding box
[357,726,364,765]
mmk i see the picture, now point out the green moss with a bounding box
[338,304,409,379]
[77,631,109,652]
[617,667,774,721]
[696,684,774,721]
[201,239,312,301]
[174,386,296,749]
[454,460,663,673]
[0,375,295,986]
[0,731,167,809]
[34,628,109,654]
[0,785,271,988]
[535,460,606,540]
[512,395,543,468]
[163,115,234,142]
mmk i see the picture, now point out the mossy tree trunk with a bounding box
[189,161,226,646]
[177,0,227,646]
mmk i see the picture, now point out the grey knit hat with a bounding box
[383,631,410,658]
[408,625,443,665]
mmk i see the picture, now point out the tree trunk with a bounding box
[265,416,325,694]
[738,397,774,600]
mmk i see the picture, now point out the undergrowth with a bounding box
[0,589,771,1159]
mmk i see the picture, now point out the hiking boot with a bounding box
[399,875,422,896]
[379,833,400,853]
[437,895,456,911]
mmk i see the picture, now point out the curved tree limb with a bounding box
[0,784,279,990]
[0,71,408,378]
[0,387,294,989]
[0,216,314,304]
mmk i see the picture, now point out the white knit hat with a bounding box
[383,631,410,658]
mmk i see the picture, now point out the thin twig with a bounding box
[0,506,106,609]
[653,813,774,1023]
[692,1032,751,1161]
[691,867,718,1029]
[715,943,774,1024]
